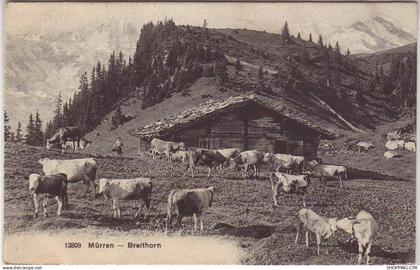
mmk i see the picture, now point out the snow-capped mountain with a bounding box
[324,16,416,54]
[5,19,139,131]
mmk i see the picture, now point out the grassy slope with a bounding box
[4,143,415,264]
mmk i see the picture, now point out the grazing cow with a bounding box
[39,158,98,196]
[150,138,185,162]
[269,172,310,207]
[384,151,402,159]
[385,140,405,151]
[165,186,214,233]
[187,147,228,178]
[28,173,67,218]
[47,127,83,153]
[295,208,338,256]
[265,153,305,174]
[96,177,152,219]
[356,142,375,153]
[386,130,401,141]
[216,148,241,169]
[233,150,268,178]
[404,141,416,152]
[337,210,378,264]
[170,150,189,163]
[307,161,347,188]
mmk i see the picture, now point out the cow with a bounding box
[216,148,241,169]
[47,127,83,154]
[306,161,347,188]
[404,141,416,152]
[96,177,152,219]
[170,150,189,163]
[233,150,268,178]
[264,153,305,174]
[385,140,405,151]
[38,158,98,197]
[28,173,67,218]
[356,142,375,153]
[336,210,378,264]
[295,208,338,256]
[150,138,185,162]
[384,151,402,159]
[165,186,214,234]
[187,147,228,178]
[269,172,310,207]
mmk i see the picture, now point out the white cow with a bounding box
[295,208,338,256]
[384,151,402,159]
[385,140,405,151]
[38,158,98,196]
[404,141,416,152]
[170,150,189,163]
[337,210,378,264]
[97,177,152,219]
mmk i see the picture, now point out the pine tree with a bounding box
[308,33,313,42]
[282,22,290,42]
[4,111,11,142]
[297,32,301,40]
[25,113,35,145]
[34,110,43,146]
[317,35,324,47]
[346,48,350,56]
[15,121,22,143]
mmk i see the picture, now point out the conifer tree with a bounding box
[25,113,35,145]
[34,110,43,146]
[282,22,290,42]
[15,121,22,143]
[308,33,312,42]
[317,35,324,47]
[4,111,11,142]
[297,32,301,40]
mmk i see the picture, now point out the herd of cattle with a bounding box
[27,137,378,264]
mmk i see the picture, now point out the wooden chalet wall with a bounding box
[139,103,321,160]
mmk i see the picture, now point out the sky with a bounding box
[6,2,417,36]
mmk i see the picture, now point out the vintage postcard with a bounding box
[3,2,417,265]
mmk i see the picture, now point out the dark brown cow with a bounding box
[187,147,228,177]
[47,127,83,153]
[28,173,68,218]
[165,186,214,233]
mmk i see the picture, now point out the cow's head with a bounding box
[336,217,355,235]
[178,142,186,151]
[328,218,338,232]
[38,158,49,166]
[262,152,273,164]
[28,173,42,192]
[97,178,110,195]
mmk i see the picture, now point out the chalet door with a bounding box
[199,138,220,149]
[287,140,303,156]
[274,140,287,154]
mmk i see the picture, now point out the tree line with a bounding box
[4,110,44,146]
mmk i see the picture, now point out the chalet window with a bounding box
[274,139,303,156]
[199,138,220,149]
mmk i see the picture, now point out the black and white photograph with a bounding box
[3,2,417,265]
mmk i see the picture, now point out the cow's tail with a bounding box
[269,172,277,187]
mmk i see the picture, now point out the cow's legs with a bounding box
[112,200,117,218]
[295,224,301,244]
[316,233,321,256]
[33,193,40,218]
[325,238,329,254]
[339,175,343,188]
[272,187,278,207]
[358,242,364,264]
[366,243,372,264]
[306,231,309,247]
[115,200,121,218]
[207,167,211,178]
[243,163,249,179]
[193,213,198,231]
[200,217,204,232]
[56,196,63,216]
[302,194,306,207]
[42,196,48,218]
[134,201,146,219]
[165,211,172,234]
[175,214,182,228]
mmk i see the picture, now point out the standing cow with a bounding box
[187,147,228,178]
[28,173,68,218]
[306,161,347,188]
[39,158,98,197]
[150,138,185,162]
[265,153,305,174]
[166,186,214,234]
[96,177,152,219]
[233,150,268,178]
[47,127,83,154]
[269,172,310,207]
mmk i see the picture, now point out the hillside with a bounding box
[75,22,416,157]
